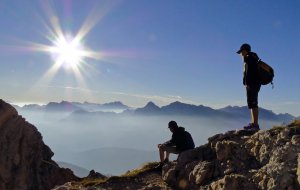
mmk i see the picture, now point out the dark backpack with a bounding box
[184,131,195,149]
[257,59,274,87]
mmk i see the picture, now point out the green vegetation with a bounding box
[270,120,300,137]
[270,125,286,131]
[80,178,108,187]
[78,162,160,187]
[288,119,300,127]
[271,120,300,130]
[120,162,160,178]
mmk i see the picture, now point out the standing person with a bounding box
[237,43,261,130]
[157,121,195,166]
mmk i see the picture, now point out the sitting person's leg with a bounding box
[158,144,165,162]
[159,144,180,162]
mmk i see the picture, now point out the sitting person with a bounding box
[157,120,195,165]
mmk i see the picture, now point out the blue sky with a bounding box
[0,0,299,116]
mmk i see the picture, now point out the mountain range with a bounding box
[3,99,300,190]
[57,161,90,178]
[15,101,129,113]
[67,147,158,176]
[14,101,295,123]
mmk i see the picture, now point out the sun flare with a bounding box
[13,0,120,94]
[48,35,86,69]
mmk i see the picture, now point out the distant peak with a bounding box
[171,101,182,104]
[60,100,72,104]
[171,101,187,105]
[104,101,124,106]
[167,101,193,107]
[47,101,71,105]
[145,101,159,108]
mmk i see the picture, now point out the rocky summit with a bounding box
[0,100,79,190]
[55,121,300,190]
[163,121,300,190]
[1,99,300,190]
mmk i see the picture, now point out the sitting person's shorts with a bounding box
[159,144,181,154]
[246,85,261,109]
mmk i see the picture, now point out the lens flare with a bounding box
[28,0,109,88]
[48,35,86,69]
[1,1,130,101]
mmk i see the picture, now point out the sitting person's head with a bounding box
[168,120,178,132]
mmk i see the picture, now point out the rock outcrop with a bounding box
[53,162,170,190]
[163,121,300,190]
[4,97,299,190]
[0,99,79,190]
[53,120,300,190]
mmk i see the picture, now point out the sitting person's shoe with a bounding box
[154,158,169,171]
[162,158,169,164]
[154,163,163,171]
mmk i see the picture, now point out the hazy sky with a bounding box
[0,0,299,116]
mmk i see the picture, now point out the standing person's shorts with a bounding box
[246,85,261,109]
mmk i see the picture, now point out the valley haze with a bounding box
[14,100,295,175]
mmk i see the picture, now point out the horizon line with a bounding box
[9,99,296,116]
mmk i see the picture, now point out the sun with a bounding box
[48,35,86,69]
[16,1,119,88]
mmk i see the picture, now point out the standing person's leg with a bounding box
[251,107,259,125]
[245,85,261,130]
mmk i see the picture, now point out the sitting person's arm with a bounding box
[158,135,175,148]
[163,133,176,146]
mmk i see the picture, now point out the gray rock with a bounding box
[297,154,300,186]
[0,99,79,190]
[163,124,300,190]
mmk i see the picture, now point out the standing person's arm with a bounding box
[243,62,247,86]
[245,53,260,86]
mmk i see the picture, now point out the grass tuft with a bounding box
[270,125,286,131]
[287,120,300,127]
[78,162,160,187]
[80,177,108,187]
[120,162,160,178]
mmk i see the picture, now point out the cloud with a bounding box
[32,84,198,106]
[280,101,300,106]
[38,84,97,93]
[107,91,197,105]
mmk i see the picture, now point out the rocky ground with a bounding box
[1,99,300,190]
[53,163,172,190]
[54,120,300,190]
[0,100,79,190]
[163,120,300,190]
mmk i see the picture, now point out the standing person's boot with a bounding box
[243,123,260,130]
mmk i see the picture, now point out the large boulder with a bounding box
[0,99,79,190]
[163,124,300,190]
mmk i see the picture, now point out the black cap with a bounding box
[168,121,178,128]
[236,43,251,54]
